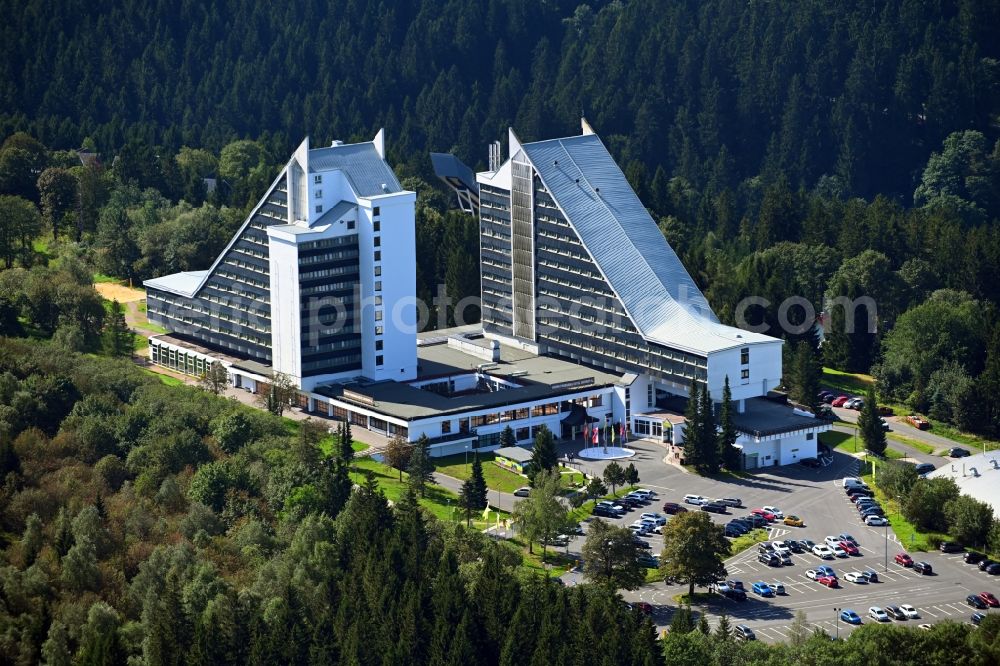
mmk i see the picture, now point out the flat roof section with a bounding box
[151,333,273,378]
[730,398,827,438]
[313,330,623,421]
[927,452,1000,516]
[495,446,533,463]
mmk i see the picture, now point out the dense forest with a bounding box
[1,339,998,665]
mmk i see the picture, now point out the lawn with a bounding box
[887,432,935,455]
[317,435,368,457]
[93,272,121,284]
[819,429,856,453]
[350,456,508,530]
[141,369,184,386]
[821,367,873,395]
[861,467,946,552]
[433,452,527,493]
[922,418,1000,453]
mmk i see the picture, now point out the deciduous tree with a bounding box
[660,511,730,596]
[581,517,645,590]
[384,435,413,482]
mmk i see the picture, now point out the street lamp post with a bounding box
[884,520,889,572]
[834,607,841,639]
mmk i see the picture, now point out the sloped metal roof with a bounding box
[313,200,357,227]
[143,270,209,297]
[308,142,402,197]
[520,134,777,354]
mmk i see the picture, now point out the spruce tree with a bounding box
[339,420,354,462]
[715,613,732,641]
[683,381,703,469]
[699,384,719,474]
[698,613,711,635]
[407,434,434,497]
[103,299,133,357]
[717,377,741,471]
[858,385,886,456]
[470,453,488,509]
[499,424,516,448]
[669,605,695,634]
[529,425,557,483]
[624,462,640,485]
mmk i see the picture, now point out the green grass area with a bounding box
[316,436,368,457]
[672,592,715,605]
[861,468,945,552]
[922,417,1000,453]
[141,369,184,386]
[886,432,935,455]
[92,272,120,284]
[820,429,858,453]
[568,486,639,523]
[510,536,577,574]
[433,453,527,493]
[350,456,507,529]
[729,528,768,556]
[884,447,904,460]
[821,367,873,394]
[138,302,147,313]
[133,335,149,353]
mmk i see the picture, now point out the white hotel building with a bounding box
[145,126,828,467]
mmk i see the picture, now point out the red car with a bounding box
[979,592,999,608]
[839,541,860,556]
[635,601,654,615]
[831,396,850,407]
[895,552,913,567]
[751,508,775,521]
[817,575,838,588]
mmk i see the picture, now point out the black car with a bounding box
[862,569,879,583]
[662,502,686,515]
[914,463,936,476]
[637,554,659,569]
[701,502,728,514]
[964,551,986,565]
[978,559,996,571]
[724,525,744,538]
[949,447,971,458]
[592,506,616,518]
[861,506,885,517]
[758,543,775,554]
[846,487,873,498]
[730,518,753,529]
[726,521,749,533]
[744,514,767,528]
[759,552,781,566]
[972,612,986,626]
[800,457,821,468]
[787,540,805,553]
[967,594,989,609]
[986,563,1000,575]
[914,561,933,574]
[940,541,964,553]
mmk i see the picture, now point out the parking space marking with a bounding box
[945,603,966,614]
[922,606,939,617]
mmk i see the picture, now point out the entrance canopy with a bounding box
[560,403,599,427]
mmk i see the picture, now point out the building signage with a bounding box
[551,377,595,391]
[342,389,375,407]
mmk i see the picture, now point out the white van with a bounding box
[842,477,869,489]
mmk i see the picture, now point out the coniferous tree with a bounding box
[624,462,640,485]
[500,424,516,448]
[669,605,695,634]
[715,613,732,641]
[699,385,719,474]
[103,299,133,357]
[469,453,488,510]
[717,377,741,470]
[529,424,557,483]
[683,381,703,469]
[791,341,821,412]
[698,613,711,635]
[339,420,354,462]
[858,385,886,456]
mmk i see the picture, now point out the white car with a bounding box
[805,569,820,580]
[635,489,657,499]
[762,506,784,519]
[824,536,841,547]
[865,515,889,526]
[684,494,708,505]
[830,545,847,558]
[900,604,920,619]
[650,524,664,534]
[640,512,666,525]
[812,545,834,559]
[629,523,649,535]
[770,541,790,556]
[868,607,889,622]
[844,571,868,584]
[514,487,531,497]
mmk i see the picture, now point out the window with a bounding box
[374,295,382,306]
[373,206,380,216]
[314,175,322,184]
[806,433,814,440]
[441,420,451,434]
[374,221,380,232]
[647,383,654,407]
[315,189,322,199]
[741,368,750,379]
[374,250,381,261]
[315,205,323,213]
[375,355,383,366]
[375,325,383,335]
[347,220,356,230]
[515,427,530,441]
[374,236,381,247]
[741,348,749,365]
[375,340,383,351]
[374,266,381,276]
[375,310,383,321]
[459,418,470,433]
[374,281,382,292]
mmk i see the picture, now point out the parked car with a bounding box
[914,561,933,574]
[787,540,805,553]
[831,396,850,407]
[815,565,836,578]
[514,487,531,497]
[725,524,746,538]
[752,582,774,597]
[977,558,996,571]
[914,463,936,476]
[784,515,804,527]
[817,575,838,587]
[839,541,860,556]
[844,397,863,409]
[948,447,970,458]
[769,583,785,595]
[717,497,743,508]
[592,505,615,518]
[868,607,890,622]
[700,502,728,514]
[640,512,666,525]
[885,605,906,620]
[683,494,708,505]
[940,541,964,553]
[800,457,821,468]
[733,625,756,641]
[751,508,776,521]
[879,418,890,431]
[900,604,920,619]
[846,487,874,498]
[972,612,987,626]
[761,506,784,519]
[906,414,930,430]
[861,569,879,583]
[743,514,767,528]
[844,571,868,584]
[978,592,999,608]
[865,516,890,526]
[662,502,686,514]
[964,551,985,565]
[798,539,817,551]
[770,541,791,556]
[840,609,861,624]
[812,545,834,559]
[637,554,659,569]
[985,563,1000,575]
[967,594,989,610]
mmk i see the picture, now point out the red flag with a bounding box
[592,426,599,445]
[583,422,589,442]
[620,421,626,441]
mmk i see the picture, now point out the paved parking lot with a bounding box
[555,440,999,639]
